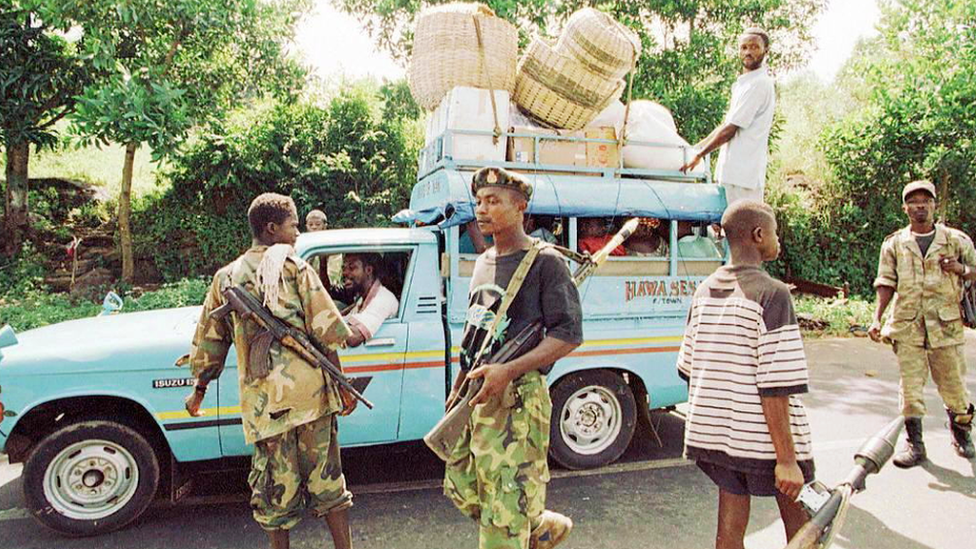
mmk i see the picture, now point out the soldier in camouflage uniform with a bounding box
[869,180,976,467]
[444,167,583,549]
[184,193,357,549]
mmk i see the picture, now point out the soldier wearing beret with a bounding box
[869,180,976,467]
[185,193,358,549]
[443,167,582,549]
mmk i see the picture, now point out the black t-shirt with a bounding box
[915,232,936,257]
[459,246,583,373]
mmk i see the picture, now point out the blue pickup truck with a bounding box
[0,130,725,536]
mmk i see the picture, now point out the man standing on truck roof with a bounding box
[868,180,976,466]
[444,166,583,549]
[184,193,359,549]
[678,200,814,549]
[680,28,775,206]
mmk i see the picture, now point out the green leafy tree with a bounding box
[833,0,976,288]
[766,0,976,296]
[0,5,92,255]
[142,81,424,280]
[336,0,825,142]
[27,0,308,282]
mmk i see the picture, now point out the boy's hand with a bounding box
[775,461,804,500]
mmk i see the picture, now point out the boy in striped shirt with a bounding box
[677,200,813,548]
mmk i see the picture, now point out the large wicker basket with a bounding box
[514,37,624,130]
[555,8,641,81]
[407,3,518,111]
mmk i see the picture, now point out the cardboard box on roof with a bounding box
[584,126,619,168]
[507,126,619,170]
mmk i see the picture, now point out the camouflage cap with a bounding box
[471,166,532,200]
[902,180,936,202]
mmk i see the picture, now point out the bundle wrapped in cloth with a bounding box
[589,100,705,174]
[407,3,518,111]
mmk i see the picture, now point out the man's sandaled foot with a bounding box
[530,510,573,549]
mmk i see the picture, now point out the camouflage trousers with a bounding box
[248,414,353,531]
[444,370,552,549]
[893,341,973,419]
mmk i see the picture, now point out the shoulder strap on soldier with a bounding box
[472,239,545,363]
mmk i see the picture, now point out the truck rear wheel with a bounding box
[22,420,160,536]
[549,370,637,470]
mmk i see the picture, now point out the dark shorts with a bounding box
[696,460,815,497]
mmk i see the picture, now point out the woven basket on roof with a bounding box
[555,8,641,81]
[514,37,624,130]
[407,3,518,110]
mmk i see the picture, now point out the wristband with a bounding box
[964,265,971,277]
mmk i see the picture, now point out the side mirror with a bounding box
[100,292,124,316]
[0,324,17,349]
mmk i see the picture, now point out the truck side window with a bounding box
[675,222,723,260]
[307,250,413,314]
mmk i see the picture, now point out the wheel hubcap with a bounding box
[43,439,140,520]
[560,385,622,455]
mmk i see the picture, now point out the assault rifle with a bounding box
[424,218,640,460]
[211,285,374,409]
[784,417,904,549]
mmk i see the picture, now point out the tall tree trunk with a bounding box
[3,141,30,256]
[119,142,137,283]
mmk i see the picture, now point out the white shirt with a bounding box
[345,280,399,340]
[715,66,775,190]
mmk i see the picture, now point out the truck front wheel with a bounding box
[549,370,637,470]
[22,420,160,536]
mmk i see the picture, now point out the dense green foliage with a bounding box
[135,81,424,281]
[19,0,309,279]
[0,7,90,150]
[0,260,209,332]
[26,0,308,157]
[0,5,96,253]
[767,0,976,296]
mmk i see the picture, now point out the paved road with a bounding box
[1,335,974,548]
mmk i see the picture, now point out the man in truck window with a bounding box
[444,166,582,549]
[341,253,399,347]
[184,193,358,549]
[680,28,775,206]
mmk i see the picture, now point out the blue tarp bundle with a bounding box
[399,169,727,228]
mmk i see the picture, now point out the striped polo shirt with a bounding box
[677,265,814,474]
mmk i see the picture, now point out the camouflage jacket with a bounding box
[875,224,976,347]
[190,245,351,443]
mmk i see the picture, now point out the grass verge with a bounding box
[0,278,209,333]
[794,295,875,338]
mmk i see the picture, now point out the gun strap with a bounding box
[471,240,545,365]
